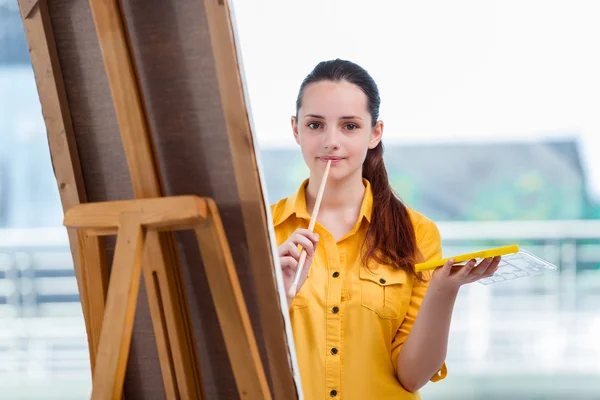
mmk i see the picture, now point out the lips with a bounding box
[319,156,343,162]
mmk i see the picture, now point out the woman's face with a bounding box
[292,80,383,182]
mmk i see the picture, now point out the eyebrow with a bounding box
[304,114,363,120]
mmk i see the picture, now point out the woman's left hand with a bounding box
[431,256,502,291]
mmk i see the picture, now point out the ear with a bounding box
[368,120,383,149]
[291,116,300,145]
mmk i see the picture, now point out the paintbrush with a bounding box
[287,159,331,298]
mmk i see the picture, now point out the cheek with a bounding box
[298,135,320,157]
[345,135,371,158]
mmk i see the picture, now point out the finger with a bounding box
[481,256,501,278]
[280,263,295,278]
[278,241,293,257]
[439,258,455,277]
[283,241,301,259]
[481,266,498,279]
[452,259,477,280]
[467,257,501,282]
[481,256,499,272]
[294,228,320,243]
[305,239,319,261]
[280,256,298,271]
[463,263,489,284]
[491,255,502,268]
[469,257,493,278]
[290,233,316,255]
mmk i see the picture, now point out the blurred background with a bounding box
[1,0,599,398]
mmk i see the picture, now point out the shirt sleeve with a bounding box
[390,220,448,382]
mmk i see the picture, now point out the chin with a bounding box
[324,167,351,182]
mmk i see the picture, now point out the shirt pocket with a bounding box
[290,271,315,310]
[359,267,411,320]
[290,280,309,310]
[289,295,308,310]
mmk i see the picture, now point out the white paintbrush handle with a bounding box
[307,162,330,231]
[288,250,308,297]
[287,160,331,298]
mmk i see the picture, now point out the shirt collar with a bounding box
[273,178,373,227]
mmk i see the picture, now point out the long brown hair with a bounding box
[296,59,421,277]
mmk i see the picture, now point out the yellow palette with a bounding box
[415,245,519,272]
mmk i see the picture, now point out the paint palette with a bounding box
[415,245,558,285]
[474,250,558,285]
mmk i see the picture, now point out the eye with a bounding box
[344,123,359,131]
[307,122,322,130]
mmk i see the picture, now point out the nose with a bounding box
[323,126,340,150]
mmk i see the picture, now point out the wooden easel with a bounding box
[18,0,300,399]
[65,196,270,399]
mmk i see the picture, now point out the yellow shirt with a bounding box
[271,179,447,400]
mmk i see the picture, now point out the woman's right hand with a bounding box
[279,228,319,302]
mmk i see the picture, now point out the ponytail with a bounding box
[362,142,421,278]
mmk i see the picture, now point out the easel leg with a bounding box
[143,230,206,400]
[77,231,109,375]
[91,214,146,400]
[194,199,271,400]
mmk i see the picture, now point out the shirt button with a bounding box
[379,278,386,284]
[331,347,338,355]
[332,306,339,314]
[330,390,337,397]
[332,271,339,278]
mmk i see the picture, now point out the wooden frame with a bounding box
[16,0,110,376]
[64,196,271,399]
[203,4,300,397]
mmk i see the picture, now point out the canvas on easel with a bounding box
[17,0,302,398]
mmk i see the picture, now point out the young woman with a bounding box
[271,59,501,399]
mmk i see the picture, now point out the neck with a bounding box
[305,169,365,215]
